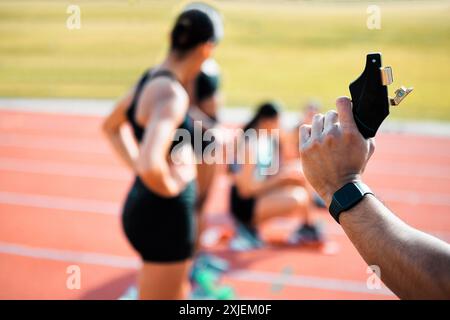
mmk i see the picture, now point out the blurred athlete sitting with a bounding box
[229,102,322,249]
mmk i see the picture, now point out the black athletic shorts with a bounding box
[122,176,197,262]
[230,185,255,225]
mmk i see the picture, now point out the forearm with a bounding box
[138,160,180,197]
[340,194,450,299]
[137,145,190,197]
[104,128,138,171]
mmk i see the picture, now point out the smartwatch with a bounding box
[329,181,373,224]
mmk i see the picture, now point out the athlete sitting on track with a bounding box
[229,102,323,249]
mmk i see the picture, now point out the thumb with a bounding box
[336,96,356,130]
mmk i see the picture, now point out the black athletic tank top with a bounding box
[126,69,194,150]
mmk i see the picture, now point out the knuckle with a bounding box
[309,139,321,150]
[300,124,309,131]
[333,123,341,132]
[329,123,340,134]
[326,110,338,118]
[323,123,340,137]
[343,128,358,140]
[300,149,309,159]
[312,113,324,122]
[300,142,308,152]
[323,133,336,145]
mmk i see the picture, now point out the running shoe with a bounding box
[229,221,264,251]
[118,285,138,300]
[288,223,324,245]
[313,193,327,208]
[190,269,235,300]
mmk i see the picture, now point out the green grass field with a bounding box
[0,0,449,121]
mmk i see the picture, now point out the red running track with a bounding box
[0,109,449,299]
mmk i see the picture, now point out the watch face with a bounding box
[337,183,364,208]
[330,182,372,223]
[334,182,372,211]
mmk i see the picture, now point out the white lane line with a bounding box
[0,241,140,269]
[0,98,114,116]
[0,241,392,296]
[1,128,449,159]
[0,119,101,135]
[0,182,448,210]
[267,218,450,243]
[1,156,449,182]
[1,98,450,137]
[0,191,120,215]
[1,191,448,242]
[226,270,393,296]
[376,188,450,207]
[367,163,450,180]
[0,132,110,154]
[325,224,450,243]
[0,157,130,181]
[0,183,449,222]
[1,126,450,161]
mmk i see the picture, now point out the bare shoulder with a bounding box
[140,77,188,117]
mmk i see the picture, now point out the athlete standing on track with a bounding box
[102,3,223,299]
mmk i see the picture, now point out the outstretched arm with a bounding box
[300,97,450,299]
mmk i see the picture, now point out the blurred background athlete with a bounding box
[229,102,322,249]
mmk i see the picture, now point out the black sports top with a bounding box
[126,69,194,150]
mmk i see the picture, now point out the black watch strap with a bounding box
[329,181,373,224]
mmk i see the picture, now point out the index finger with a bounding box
[300,124,311,147]
[336,96,357,130]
